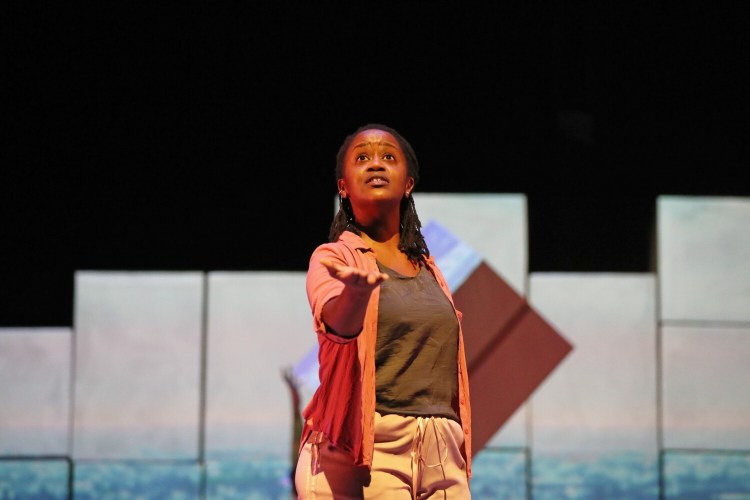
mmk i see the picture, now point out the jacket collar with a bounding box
[338,230,372,253]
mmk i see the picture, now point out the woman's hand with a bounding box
[320,258,389,291]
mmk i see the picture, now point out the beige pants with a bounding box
[295,412,471,499]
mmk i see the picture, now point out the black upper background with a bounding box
[3,3,749,326]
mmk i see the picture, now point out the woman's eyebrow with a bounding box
[352,141,398,149]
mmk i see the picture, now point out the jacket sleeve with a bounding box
[306,243,359,344]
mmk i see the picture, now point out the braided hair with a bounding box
[328,123,430,264]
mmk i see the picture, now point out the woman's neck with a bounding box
[359,227,400,250]
[360,229,419,277]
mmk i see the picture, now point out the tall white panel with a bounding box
[530,273,657,453]
[73,272,204,459]
[658,195,750,323]
[529,273,658,496]
[205,272,312,458]
[0,328,71,455]
[662,326,750,449]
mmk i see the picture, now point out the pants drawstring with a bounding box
[410,416,449,499]
[307,431,324,499]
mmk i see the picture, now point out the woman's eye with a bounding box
[383,153,395,161]
[356,153,369,161]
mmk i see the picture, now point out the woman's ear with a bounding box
[405,177,415,197]
[337,179,347,198]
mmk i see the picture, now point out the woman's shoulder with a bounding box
[309,231,372,263]
[313,231,369,253]
[421,254,451,290]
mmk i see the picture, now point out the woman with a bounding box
[295,123,472,499]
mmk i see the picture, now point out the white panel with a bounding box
[529,273,658,455]
[0,328,71,455]
[662,326,750,449]
[205,272,312,458]
[658,195,750,322]
[412,193,528,296]
[73,272,204,460]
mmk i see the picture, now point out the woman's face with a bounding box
[338,129,415,212]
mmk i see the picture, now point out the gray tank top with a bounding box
[375,260,460,422]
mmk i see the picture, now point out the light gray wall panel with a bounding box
[529,274,657,453]
[205,272,312,458]
[73,272,204,459]
[662,326,750,449]
[658,195,750,323]
[0,328,71,455]
[528,273,658,496]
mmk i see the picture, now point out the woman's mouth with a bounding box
[366,176,389,186]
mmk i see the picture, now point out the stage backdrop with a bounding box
[1,194,749,499]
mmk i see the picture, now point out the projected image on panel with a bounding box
[203,272,312,496]
[205,272,312,458]
[73,273,204,460]
[662,326,750,450]
[528,274,659,498]
[658,196,750,323]
[0,328,70,456]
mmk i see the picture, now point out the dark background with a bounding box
[3,3,749,327]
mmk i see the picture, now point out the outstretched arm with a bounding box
[318,258,389,337]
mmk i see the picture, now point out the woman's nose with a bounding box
[368,157,385,170]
